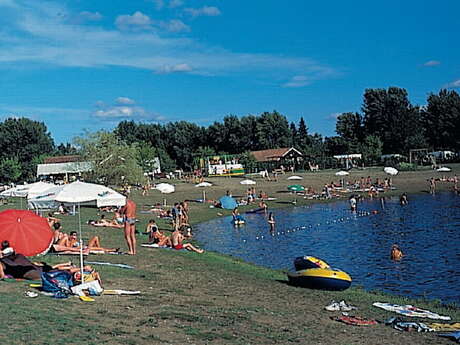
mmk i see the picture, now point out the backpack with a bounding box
[41,271,74,298]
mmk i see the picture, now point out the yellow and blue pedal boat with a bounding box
[288,256,352,291]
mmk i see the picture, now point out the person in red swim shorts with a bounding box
[171,226,204,253]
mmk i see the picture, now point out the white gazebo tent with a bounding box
[0,181,54,198]
[333,154,362,170]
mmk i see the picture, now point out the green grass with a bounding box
[1,165,459,344]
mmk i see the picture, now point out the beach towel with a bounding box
[331,315,377,326]
[103,289,140,295]
[429,323,460,332]
[373,302,451,320]
[85,261,134,269]
[141,243,170,249]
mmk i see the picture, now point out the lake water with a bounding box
[195,192,460,304]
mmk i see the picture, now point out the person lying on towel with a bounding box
[52,231,119,254]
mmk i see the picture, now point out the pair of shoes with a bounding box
[25,291,38,298]
[325,301,340,311]
[325,300,357,312]
[338,300,356,312]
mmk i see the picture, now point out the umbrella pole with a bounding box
[203,190,206,202]
[78,203,84,282]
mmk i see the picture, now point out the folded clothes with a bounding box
[385,317,434,332]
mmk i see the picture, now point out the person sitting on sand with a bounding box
[54,231,119,254]
[390,244,403,261]
[57,203,69,215]
[258,190,268,199]
[149,226,172,247]
[145,219,158,234]
[171,227,203,253]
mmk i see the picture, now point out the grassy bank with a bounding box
[1,165,459,345]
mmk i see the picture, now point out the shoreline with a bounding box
[192,190,459,306]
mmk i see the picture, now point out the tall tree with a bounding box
[0,117,54,179]
[289,122,297,147]
[74,131,145,185]
[422,89,460,150]
[163,121,205,169]
[358,135,383,165]
[255,111,291,149]
[362,87,422,154]
[335,112,363,152]
[55,143,78,156]
[0,157,22,182]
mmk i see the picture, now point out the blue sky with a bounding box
[0,0,459,144]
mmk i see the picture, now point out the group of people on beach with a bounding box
[144,201,204,253]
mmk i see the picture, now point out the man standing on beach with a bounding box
[121,198,137,255]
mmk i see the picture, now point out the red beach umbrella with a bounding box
[0,209,53,256]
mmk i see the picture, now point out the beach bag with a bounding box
[41,271,74,298]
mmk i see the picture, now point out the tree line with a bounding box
[0,87,459,183]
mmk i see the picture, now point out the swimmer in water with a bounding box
[400,193,408,205]
[390,244,403,261]
[349,195,357,212]
[268,212,275,233]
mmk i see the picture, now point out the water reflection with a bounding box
[195,192,460,304]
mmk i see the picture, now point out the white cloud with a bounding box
[423,60,440,67]
[157,63,192,73]
[282,75,310,88]
[116,97,136,105]
[78,11,102,22]
[446,79,460,88]
[184,6,221,18]
[115,11,152,31]
[159,19,190,32]
[0,1,337,81]
[326,112,341,121]
[94,98,164,121]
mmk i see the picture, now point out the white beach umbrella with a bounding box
[53,181,126,282]
[195,182,213,187]
[437,167,451,172]
[384,167,399,176]
[155,183,175,194]
[240,179,256,185]
[335,171,349,176]
[25,182,56,199]
[287,175,303,180]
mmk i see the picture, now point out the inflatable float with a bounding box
[294,256,330,270]
[287,256,352,291]
[287,268,352,291]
